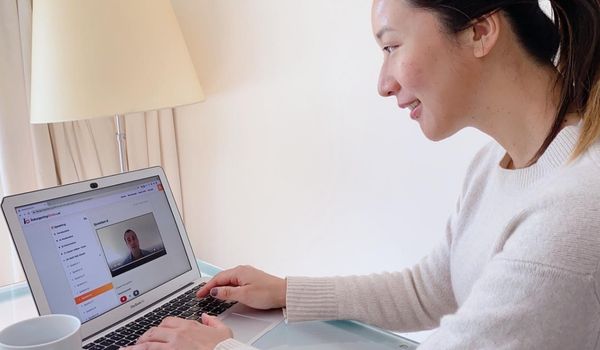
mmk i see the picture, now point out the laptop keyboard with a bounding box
[82,283,236,350]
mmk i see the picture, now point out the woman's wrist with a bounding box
[278,277,287,308]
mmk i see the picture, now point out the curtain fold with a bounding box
[126,110,184,209]
[0,0,40,285]
[0,0,186,286]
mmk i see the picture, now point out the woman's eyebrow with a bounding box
[375,26,396,41]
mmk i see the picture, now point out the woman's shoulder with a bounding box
[459,140,502,180]
[500,158,600,275]
[464,140,504,175]
[581,136,600,171]
[492,139,600,275]
[545,138,600,196]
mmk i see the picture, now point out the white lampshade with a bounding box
[30,0,204,124]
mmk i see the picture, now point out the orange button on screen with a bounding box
[74,283,114,305]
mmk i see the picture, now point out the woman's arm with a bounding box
[284,230,457,331]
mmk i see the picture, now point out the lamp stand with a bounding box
[115,114,128,173]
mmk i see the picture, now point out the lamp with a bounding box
[30,0,204,172]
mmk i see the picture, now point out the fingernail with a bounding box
[210,288,218,297]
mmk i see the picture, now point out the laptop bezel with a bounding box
[1,166,202,339]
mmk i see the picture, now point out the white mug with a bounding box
[0,314,82,350]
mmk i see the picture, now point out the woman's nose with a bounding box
[378,69,400,97]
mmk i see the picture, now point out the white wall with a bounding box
[171,0,489,339]
[171,0,491,276]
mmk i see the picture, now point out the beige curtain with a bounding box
[0,0,185,286]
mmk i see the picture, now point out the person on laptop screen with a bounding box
[122,0,600,349]
[122,229,151,265]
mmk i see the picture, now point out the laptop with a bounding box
[1,166,283,349]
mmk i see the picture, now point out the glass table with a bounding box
[0,261,420,349]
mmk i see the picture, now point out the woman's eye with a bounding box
[382,45,399,54]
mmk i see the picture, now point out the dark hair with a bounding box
[124,229,136,239]
[407,0,600,162]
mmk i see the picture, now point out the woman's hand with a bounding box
[120,314,231,350]
[197,265,286,310]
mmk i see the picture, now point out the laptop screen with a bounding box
[14,176,192,323]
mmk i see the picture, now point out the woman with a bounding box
[123,0,600,349]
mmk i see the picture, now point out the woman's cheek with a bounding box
[396,60,426,92]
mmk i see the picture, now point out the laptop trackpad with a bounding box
[223,313,273,343]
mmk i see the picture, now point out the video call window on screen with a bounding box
[96,212,167,277]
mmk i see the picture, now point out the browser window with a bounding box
[16,176,191,323]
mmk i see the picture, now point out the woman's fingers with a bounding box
[124,316,232,350]
[120,343,168,350]
[195,265,286,309]
[201,313,229,330]
[209,285,247,302]
[157,316,198,329]
[196,267,245,298]
[136,326,175,344]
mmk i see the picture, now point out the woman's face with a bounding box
[372,0,480,141]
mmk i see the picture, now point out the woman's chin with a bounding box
[419,120,458,142]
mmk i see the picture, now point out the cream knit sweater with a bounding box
[217,123,600,349]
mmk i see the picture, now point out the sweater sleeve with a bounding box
[419,192,600,349]
[285,226,458,331]
[418,258,600,349]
